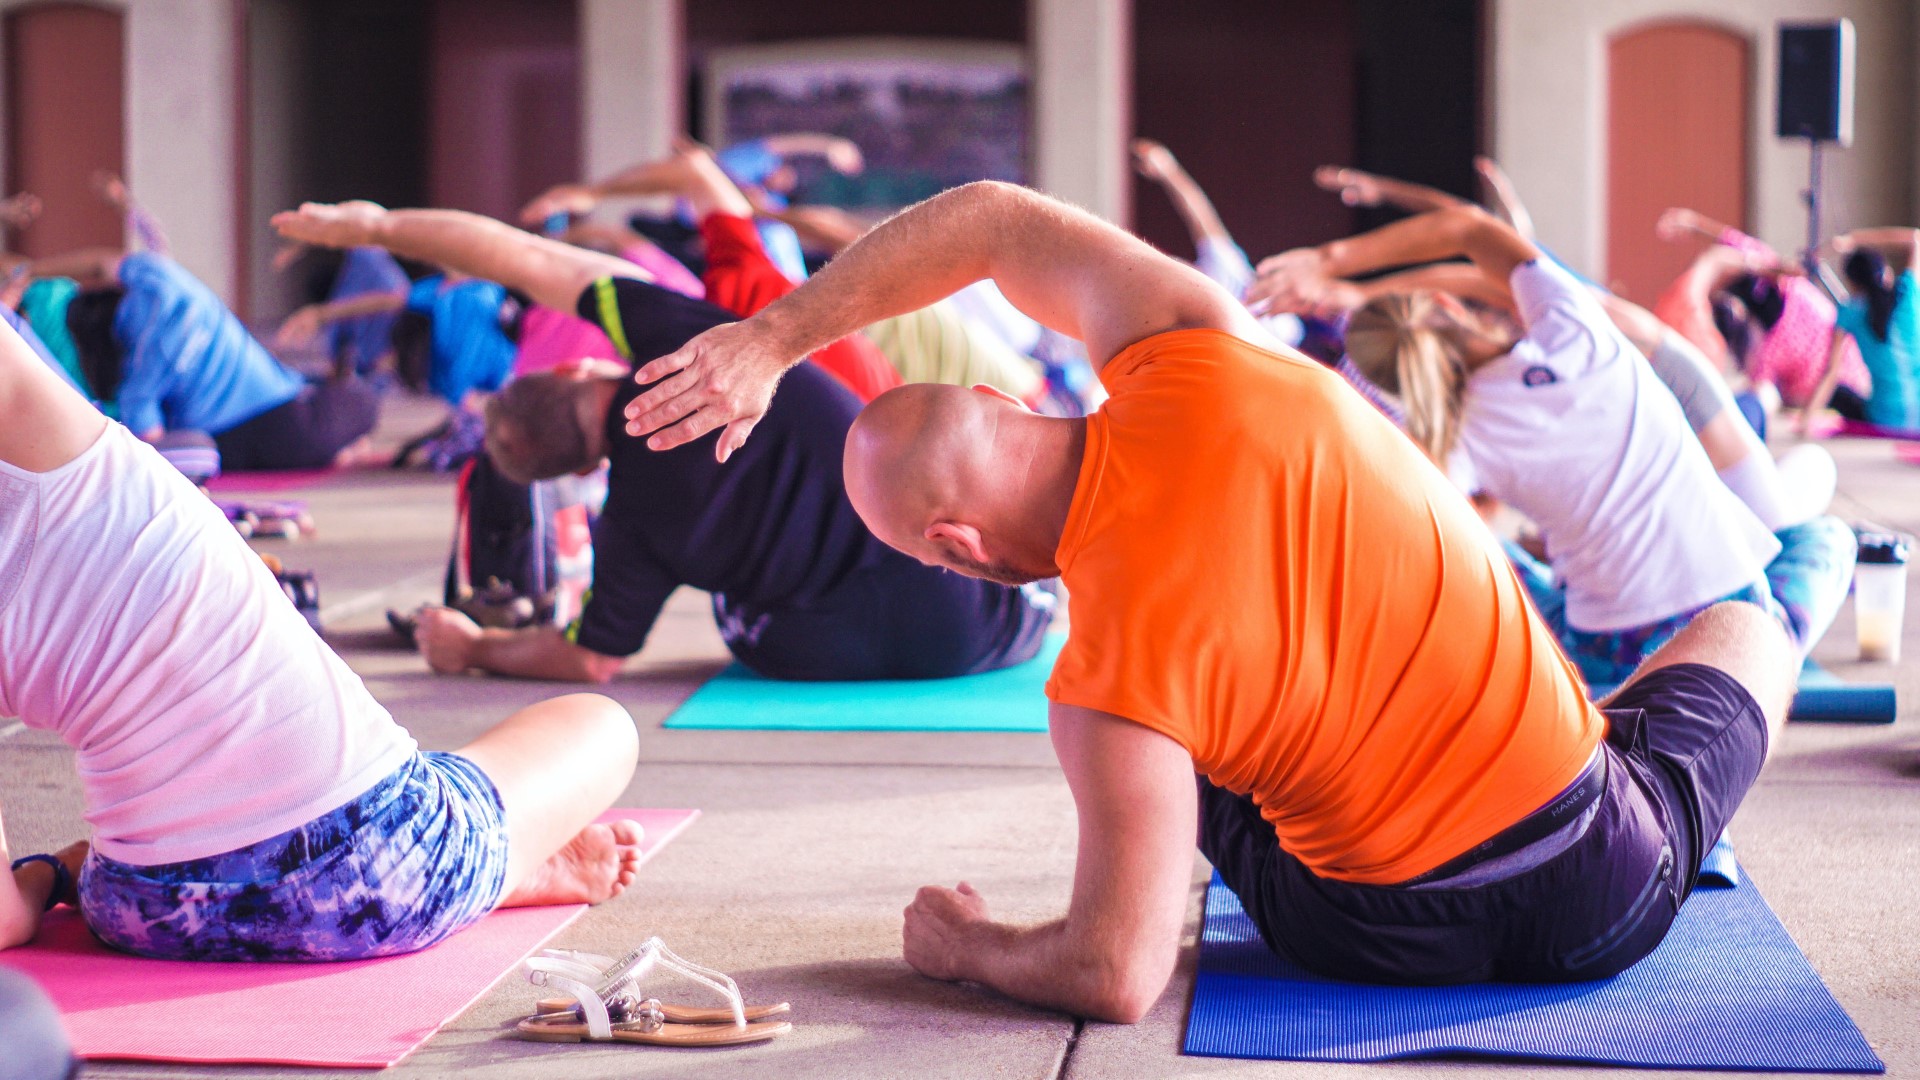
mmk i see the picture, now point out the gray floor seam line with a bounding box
[1054,1018,1086,1080]
[316,567,444,623]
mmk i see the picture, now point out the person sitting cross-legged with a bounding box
[273,200,1056,684]
[0,317,645,962]
[602,180,1805,1020]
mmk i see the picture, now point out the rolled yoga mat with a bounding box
[664,632,1063,732]
[0,808,699,1068]
[1590,662,1895,725]
[1184,870,1884,1071]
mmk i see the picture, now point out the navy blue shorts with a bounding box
[712,547,1057,681]
[1199,662,1768,983]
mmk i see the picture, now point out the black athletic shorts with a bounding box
[212,379,380,471]
[1199,662,1768,984]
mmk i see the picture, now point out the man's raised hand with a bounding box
[623,319,797,462]
[270,201,388,251]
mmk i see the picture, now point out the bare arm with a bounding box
[274,291,407,351]
[1314,165,1471,215]
[1248,206,1537,317]
[520,148,754,227]
[902,706,1196,1023]
[1473,156,1535,241]
[26,248,125,288]
[272,202,641,315]
[1133,139,1234,245]
[620,181,1257,459]
[1831,228,1920,269]
[0,316,108,472]
[1798,328,1855,434]
[1655,207,1734,246]
[415,608,625,683]
[756,133,865,174]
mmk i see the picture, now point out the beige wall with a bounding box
[0,0,240,301]
[1490,0,1915,278]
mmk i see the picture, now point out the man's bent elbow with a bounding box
[1074,952,1174,1025]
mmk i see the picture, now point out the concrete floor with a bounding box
[3,403,1916,1079]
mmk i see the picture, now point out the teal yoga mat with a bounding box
[664,633,1063,732]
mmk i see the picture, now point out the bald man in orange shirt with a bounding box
[609,182,1797,1022]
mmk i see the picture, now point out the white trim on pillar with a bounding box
[1031,0,1131,225]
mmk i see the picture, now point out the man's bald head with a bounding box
[845,382,1079,586]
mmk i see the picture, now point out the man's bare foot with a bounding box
[500,820,645,908]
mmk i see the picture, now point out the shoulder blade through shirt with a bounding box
[1044,327,1604,885]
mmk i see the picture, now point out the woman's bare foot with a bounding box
[500,820,645,908]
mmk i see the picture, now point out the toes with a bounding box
[608,819,646,847]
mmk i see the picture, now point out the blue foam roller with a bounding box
[1790,682,1897,724]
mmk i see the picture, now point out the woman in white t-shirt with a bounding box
[0,318,645,961]
[1251,206,1856,689]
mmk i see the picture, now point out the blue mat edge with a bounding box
[1181,872,1886,1073]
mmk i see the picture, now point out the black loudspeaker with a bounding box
[1776,20,1854,145]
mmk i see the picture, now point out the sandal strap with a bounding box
[523,966,613,1039]
[606,938,746,1028]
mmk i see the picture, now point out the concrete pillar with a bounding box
[126,0,239,300]
[580,0,682,182]
[1031,0,1131,225]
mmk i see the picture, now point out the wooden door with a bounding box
[4,2,125,256]
[1606,22,1749,302]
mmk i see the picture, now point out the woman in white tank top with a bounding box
[0,318,646,961]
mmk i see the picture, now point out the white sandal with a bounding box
[516,938,792,1047]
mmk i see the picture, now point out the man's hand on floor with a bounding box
[626,318,797,461]
[903,882,993,982]
[415,606,483,674]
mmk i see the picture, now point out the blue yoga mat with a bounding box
[1186,871,1883,1071]
[663,633,1062,732]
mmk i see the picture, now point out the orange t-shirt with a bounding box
[1044,329,1603,885]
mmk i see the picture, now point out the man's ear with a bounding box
[969,383,1030,411]
[925,521,990,565]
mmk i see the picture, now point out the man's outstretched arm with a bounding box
[272,202,642,314]
[903,705,1197,1023]
[623,180,1259,458]
[415,608,625,683]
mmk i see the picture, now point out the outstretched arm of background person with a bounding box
[1655,207,1735,246]
[1312,165,1471,216]
[1473,157,1535,242]
[756,132,866,174]
[1797,329,1856,436]
[25,247,126,289]
[519,147,756,227]
[901,705,1197,1024]
[0,192,41,231]
[413,607,624,683]
[273,291,408,352]
[1133,138,1236,247]
[1830,228,1920,269]
[621,181,1258,459]
[1257,206,1539,307]
[272,202,642,315]
[743,187,870,255]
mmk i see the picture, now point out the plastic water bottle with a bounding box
[1853,531,1909,663]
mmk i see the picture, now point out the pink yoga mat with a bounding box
[0,808,698,1069]
[203,468,337,495]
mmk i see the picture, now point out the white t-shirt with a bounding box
[0,424,416,864]
[1460,260,1779,632]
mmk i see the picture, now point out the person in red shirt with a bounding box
[611,181,1798,1022]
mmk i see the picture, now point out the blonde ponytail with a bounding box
[1345,292,1469,465]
